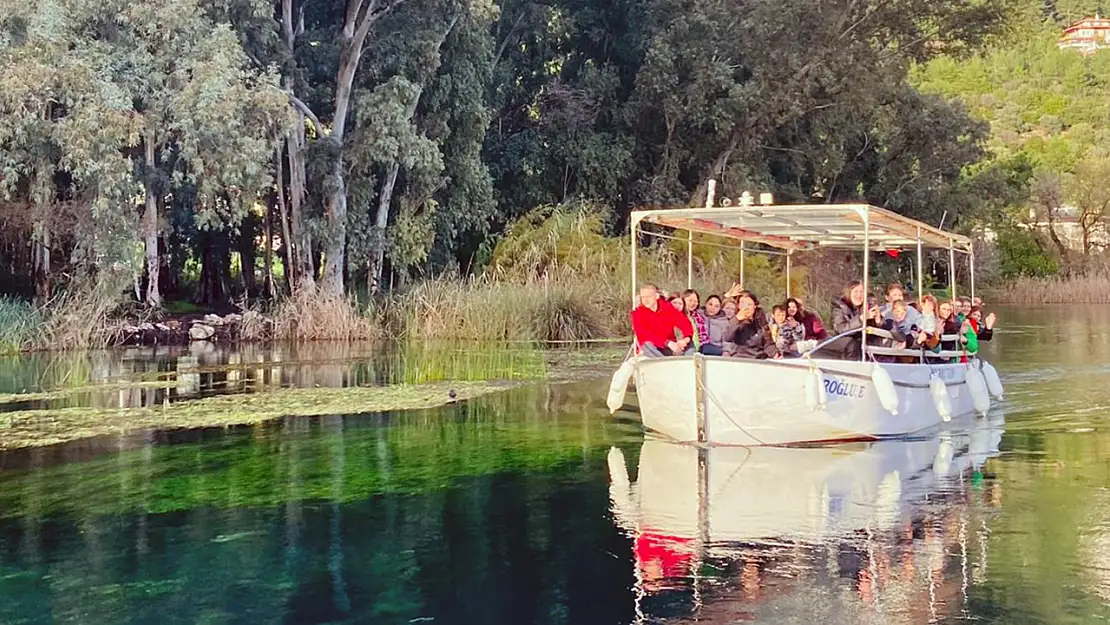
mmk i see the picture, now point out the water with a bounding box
[0,307,1109,624]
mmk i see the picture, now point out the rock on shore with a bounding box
[117,311,271,346]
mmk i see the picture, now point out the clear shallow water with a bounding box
[1,307,1110,624]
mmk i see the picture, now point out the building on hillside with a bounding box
[1058,15,1110,55]
[1019,205,1110,251]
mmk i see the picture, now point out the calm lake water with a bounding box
[1,306,1110,624]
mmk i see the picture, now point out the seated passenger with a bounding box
[969,305,996,341]
[682,289,717,355]
[918,294,940,335]
[880,282,922,327]
[631,283,695,357]
[769,304,805,357]
[824,281,873,360]
[934,300,977,363]
[877,301,937,362]
[725,292,780,359]
[702,294,729,356]
[786,297,828,341]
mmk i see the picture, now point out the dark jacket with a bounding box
[933,315,968,360]
[821,297,865,360]
[822,298,892,360]
[794,310,829,341]
[725,314,780,359]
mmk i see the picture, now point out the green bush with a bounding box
[995,227,1058,279]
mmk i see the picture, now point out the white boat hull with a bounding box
[631,355,976,446]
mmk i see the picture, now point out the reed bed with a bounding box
[272,288,381,341]
[989,272,1110,304]
[0,297,41,354]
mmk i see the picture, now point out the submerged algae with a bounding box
[0,381,517,451]
[0,344,627,452]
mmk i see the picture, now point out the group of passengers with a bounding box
[631,280,996,362]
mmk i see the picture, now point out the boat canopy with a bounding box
[630,203,973,254]
[629,181,978,312]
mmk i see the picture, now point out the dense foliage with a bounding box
[0,0,1046,311]
[914,1,1110,273]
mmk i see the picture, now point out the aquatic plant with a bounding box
[0,297,40,354]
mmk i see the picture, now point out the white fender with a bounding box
[804,365,827,411]
[606,357,640,414]
[871,364,899,415]
[982,360,1004,400]
[934,432,954,478]
[965,365,991,416]
[930,374,952,422]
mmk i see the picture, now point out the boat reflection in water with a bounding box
[608,415,1004,623]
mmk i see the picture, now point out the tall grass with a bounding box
[0,298,41,354]
[391,275,627,343]
[36,284,126,350]
[989,272,1110,304]
[272,288,380,341]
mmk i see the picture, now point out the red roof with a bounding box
[1062,16,1110,35]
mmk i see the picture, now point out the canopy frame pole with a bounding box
[916,226,924,303]
[948,238,957,301]
[630,218,639,307]
[739,242,745,287]
[639,229,784,255]
[969,245,976,302]
[785,251,792,299]
[687,230,694,289]
[861,209,871,363]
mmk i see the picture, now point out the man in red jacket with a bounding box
[631,284,695,357]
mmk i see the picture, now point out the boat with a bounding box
[609,181,1004,446]
[607,415,1004,621]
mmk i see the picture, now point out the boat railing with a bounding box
[804,326,972,363]
[802,327,860,354]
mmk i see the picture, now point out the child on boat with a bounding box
[769,304,805,357]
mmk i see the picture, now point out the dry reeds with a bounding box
[989,271,1110,304]
[272,288,382,341]
[35,284,124,350]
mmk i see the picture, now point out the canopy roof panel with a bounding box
[632,204,972,253]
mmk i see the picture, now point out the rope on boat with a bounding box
[695,369,769,446]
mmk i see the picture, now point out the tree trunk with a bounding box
[288,128,315,290]
[320,47,360,297]
[143,134,162,308]
[321,0,411,297]
[197,232,232,307]
[368,163,400,294]
[238,217,258,298]
[690,129,743,207]
[321,159,348,297]
[31,195,50,305]
[281,0,316,293]
[274,144,295,292]
[265,193,275,298]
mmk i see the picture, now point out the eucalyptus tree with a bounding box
[1,0,288,307]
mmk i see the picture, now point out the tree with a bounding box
[1066,156,1110,255]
